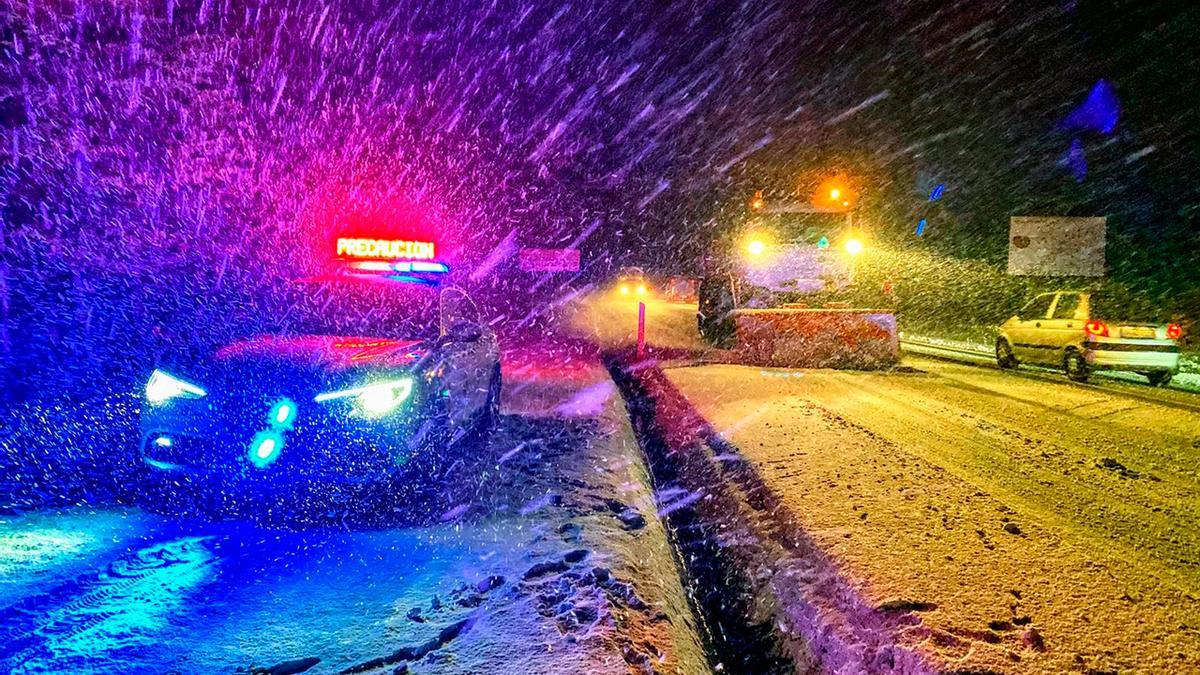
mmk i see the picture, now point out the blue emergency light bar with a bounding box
[393,261,450,274]
[341,258,449,286]
[346,260,450,274]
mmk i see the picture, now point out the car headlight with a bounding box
[145,369,207,405]
[314,377,414,417]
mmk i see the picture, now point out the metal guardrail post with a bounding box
[637,302,646,359]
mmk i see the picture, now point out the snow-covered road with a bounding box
[636,356,1200,674]
[9,291,1200,674]
[0,348,708,674]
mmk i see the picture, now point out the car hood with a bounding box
[213,335,430,373]
[151,335,434,404]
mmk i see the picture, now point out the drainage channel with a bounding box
[605,355,797,675]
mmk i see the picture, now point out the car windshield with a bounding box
[267,278,442,341]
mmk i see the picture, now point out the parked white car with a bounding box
[997,291,1182,385]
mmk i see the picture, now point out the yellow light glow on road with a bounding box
[746,239,766,256]
[844,238,864,256]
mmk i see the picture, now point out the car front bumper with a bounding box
[138,394,443,489]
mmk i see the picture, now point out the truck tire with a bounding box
[698,276,736,348]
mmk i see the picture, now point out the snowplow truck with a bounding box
[697,197,897,369]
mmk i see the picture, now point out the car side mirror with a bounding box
[446,321,484,343]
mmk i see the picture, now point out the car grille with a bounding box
[144,434,249,474]
[144,397,412,480]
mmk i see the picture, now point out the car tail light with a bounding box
[1167,323,1183,339]
[1084,320,1109,337]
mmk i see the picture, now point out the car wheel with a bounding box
[1064,349,1089,383]
[995,338,1018,369]
[1147,371,1173,387]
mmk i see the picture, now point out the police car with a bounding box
[137,240,501,514]
[996,290,1182,385]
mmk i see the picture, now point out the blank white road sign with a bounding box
[519,248,581,273]
[1008,216,1106,277]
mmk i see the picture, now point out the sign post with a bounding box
[637,302,646,360]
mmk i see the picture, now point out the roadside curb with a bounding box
[496,344,711,674]
[607,353,940,674]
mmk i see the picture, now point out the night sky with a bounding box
[2,0,1199,376]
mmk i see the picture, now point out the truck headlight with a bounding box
[145,369,207,405]
[314,377,414,417]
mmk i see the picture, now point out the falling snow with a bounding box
[3,2,1200,674]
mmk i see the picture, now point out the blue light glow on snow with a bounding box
[1,527,219,670]
[0,527,93,573]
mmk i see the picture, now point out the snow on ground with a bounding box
[0,346,708,675]
[651,360,1200,674]
[0,509,164,609]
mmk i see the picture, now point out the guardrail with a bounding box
[900,336,1200,408]
[898,338,992,361]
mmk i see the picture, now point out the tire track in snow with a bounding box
[817,372,1200,589]
[0,536,219,673]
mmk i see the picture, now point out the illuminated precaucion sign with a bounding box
[393,261,449,273]
[336,238,436,260]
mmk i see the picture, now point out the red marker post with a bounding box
[637,302,646,359]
